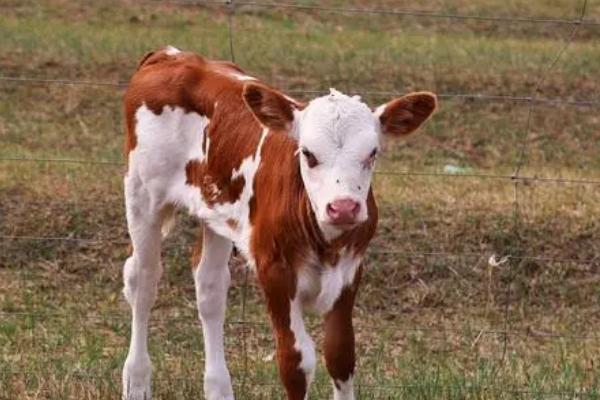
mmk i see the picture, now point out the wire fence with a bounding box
[3,75,600,108]
[2,0,600,398]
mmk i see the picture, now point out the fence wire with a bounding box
[3,75,600,108]
[3,157,600,185]
[1,234,597,265]
[499,0,590,367]
[143,0,600,26]
[2,0,600,398]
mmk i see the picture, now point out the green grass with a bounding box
[2,1,600,399]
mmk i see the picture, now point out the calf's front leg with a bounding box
[260,266,316,400]
[323,265,362,400]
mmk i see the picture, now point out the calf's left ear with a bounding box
[374,92,437,137]
[243,83,303,133]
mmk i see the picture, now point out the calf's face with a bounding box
[243,85,436,238]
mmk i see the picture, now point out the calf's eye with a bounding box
[363,148,378,169]
[302,148,319,168]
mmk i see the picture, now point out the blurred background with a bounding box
[1,1,600,398]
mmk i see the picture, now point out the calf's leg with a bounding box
[323,266,362,400]
[193,226,234,400]
[122,173,165,400]
[260,266,316,400]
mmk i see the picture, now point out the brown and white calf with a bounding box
[121,46,436,400]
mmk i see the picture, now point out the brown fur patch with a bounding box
[223,175,245,205]
[190,226,204,269]
[323,265,363,384]
[185,159,208,186]
[185,160,247,206]
[226,218,238,230]
[201,125,209,154]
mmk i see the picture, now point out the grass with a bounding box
[1,0,600,399]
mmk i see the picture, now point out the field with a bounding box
[1,0,600,398]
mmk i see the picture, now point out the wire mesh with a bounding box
[1,0,599,398]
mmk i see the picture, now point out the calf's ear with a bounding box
[374,92,437,137]
[243,83,303,133]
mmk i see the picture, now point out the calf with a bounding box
[121,46,436,400]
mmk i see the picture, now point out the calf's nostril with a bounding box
[327,199,361,223]
[326,203,339,217]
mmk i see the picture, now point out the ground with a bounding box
[1,0,600,399]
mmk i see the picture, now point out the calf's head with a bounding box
[243,84,436,238]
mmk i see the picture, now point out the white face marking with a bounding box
[295,89,380,238]
[165,45,181,55]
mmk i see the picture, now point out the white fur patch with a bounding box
[373,103,387,119]
[289,298,316,389]
[297,251,361,315]
[165,45,181,56]
[333,376,354,400]
[230,71,257,81]
[131,104,209,213]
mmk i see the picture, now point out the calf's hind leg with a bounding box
[193,226,234,400]
[122,173,166,400]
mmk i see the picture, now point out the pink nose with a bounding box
[326,198,360,225]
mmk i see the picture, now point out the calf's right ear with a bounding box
[243,83,303,133]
